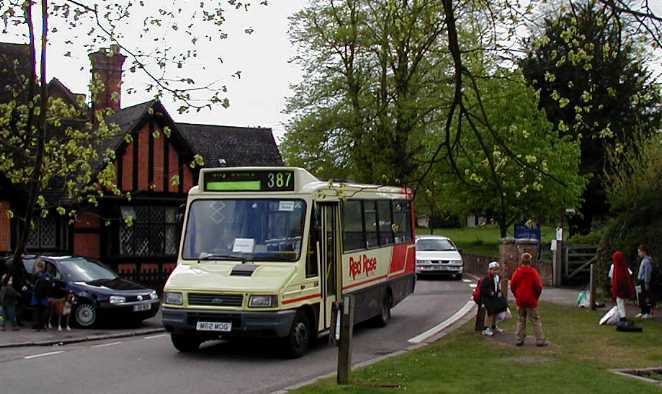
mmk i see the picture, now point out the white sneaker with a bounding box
[482,328,494,337]
[635,313,643,318]
[641,314,652,320]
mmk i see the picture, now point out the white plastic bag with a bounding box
[496,307,512,322]
[576,291,590,308]
[599,306,619,326]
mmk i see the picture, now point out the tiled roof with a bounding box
[175,122,283,167]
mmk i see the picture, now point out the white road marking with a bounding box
[408,300,475,344]
[144,334,168,340]
[469,284,477,288]
[91,341,122,348]
[462,279,472,283]
[24,351,65,360]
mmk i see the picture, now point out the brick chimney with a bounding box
[89,44,126,113]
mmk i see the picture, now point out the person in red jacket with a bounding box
[610,250,635,321]
[510,253,546,347]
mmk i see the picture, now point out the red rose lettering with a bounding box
[349,254,378,280]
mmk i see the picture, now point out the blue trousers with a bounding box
[2,304,17,327]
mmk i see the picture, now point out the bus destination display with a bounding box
[204,170,295,192]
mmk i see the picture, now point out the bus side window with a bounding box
[306,205,319,278]
[363,200,379,249]
[393,200,412,244]
[377,200,394,246]
[342,200,365,251]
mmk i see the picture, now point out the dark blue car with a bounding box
[19,256,160,327]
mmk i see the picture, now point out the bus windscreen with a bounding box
[182,199,306,262]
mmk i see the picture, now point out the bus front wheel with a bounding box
[171,333,201,353]
[284,311,311,358]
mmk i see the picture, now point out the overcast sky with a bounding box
[0,1,659,143]
[1,1,308,141]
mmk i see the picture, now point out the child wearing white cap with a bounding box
[480,261,507,336]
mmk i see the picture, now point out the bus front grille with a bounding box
[188,293,244,307]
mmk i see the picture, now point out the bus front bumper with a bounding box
[161,307,296,338]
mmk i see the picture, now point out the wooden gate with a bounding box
[564,244,598,281]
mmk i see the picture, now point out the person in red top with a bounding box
[610,250,635,321]
[510,252,546,347]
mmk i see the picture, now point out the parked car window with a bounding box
[57,257,119,282]
[416,238,456,251]
[342,200,365,251]
[377,200,394,246]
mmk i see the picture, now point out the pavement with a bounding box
[0,277,471,394]
[0,311,164,348]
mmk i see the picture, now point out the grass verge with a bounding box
[293,302,662,393]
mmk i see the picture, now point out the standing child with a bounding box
[31,259,52,331]
[480,261,506,336]
[636,245,654,319]
[1,274,21,331]
[510,253,545,346]
[610,251,635,322]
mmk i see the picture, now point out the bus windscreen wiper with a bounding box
[198,253,244,261]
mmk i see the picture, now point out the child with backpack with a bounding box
[478,261,507,337]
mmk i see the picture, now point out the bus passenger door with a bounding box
[319,203,340,331]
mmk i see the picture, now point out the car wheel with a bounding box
[284,311,311,358]
[372,291,392,327]
[171,334,201,353]
[74,302,97,328]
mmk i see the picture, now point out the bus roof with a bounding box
[194,167,412,198]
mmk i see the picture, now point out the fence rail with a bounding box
[564,244,598,280]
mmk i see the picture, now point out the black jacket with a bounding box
[0,285,21,306]
[480,274,506,314]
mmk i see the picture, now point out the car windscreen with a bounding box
[56,258,119,282]
[182,199,307,262]
[416,239,456,251]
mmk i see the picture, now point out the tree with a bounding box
[520,1,662,233]
[283,0,451,185]
[0,0,261,280]
[434,70,585,237]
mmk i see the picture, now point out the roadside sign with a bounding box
[514,223,541,240]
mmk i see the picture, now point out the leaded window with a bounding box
[119,206,178,257]
[26,216,57,250]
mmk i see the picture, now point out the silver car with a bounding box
[415,236,464,279]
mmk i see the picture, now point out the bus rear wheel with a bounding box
[171,333,201,353]
[372,291,392,327]
[284,311,311,358]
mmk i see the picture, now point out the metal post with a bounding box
[337,294,354,385]
[589,263,596,310]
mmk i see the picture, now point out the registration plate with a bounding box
[196,321,232,332]
[133,303,151,312]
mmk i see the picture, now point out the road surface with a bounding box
[0,277,472,394]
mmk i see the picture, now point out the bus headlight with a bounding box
[249,295,278,308]
[164,292,183,305]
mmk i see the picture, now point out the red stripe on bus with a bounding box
[282,293,321,305]
[343,271,414,291]
[343,274,388,290]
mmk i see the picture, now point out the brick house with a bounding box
[0,43,283,287]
